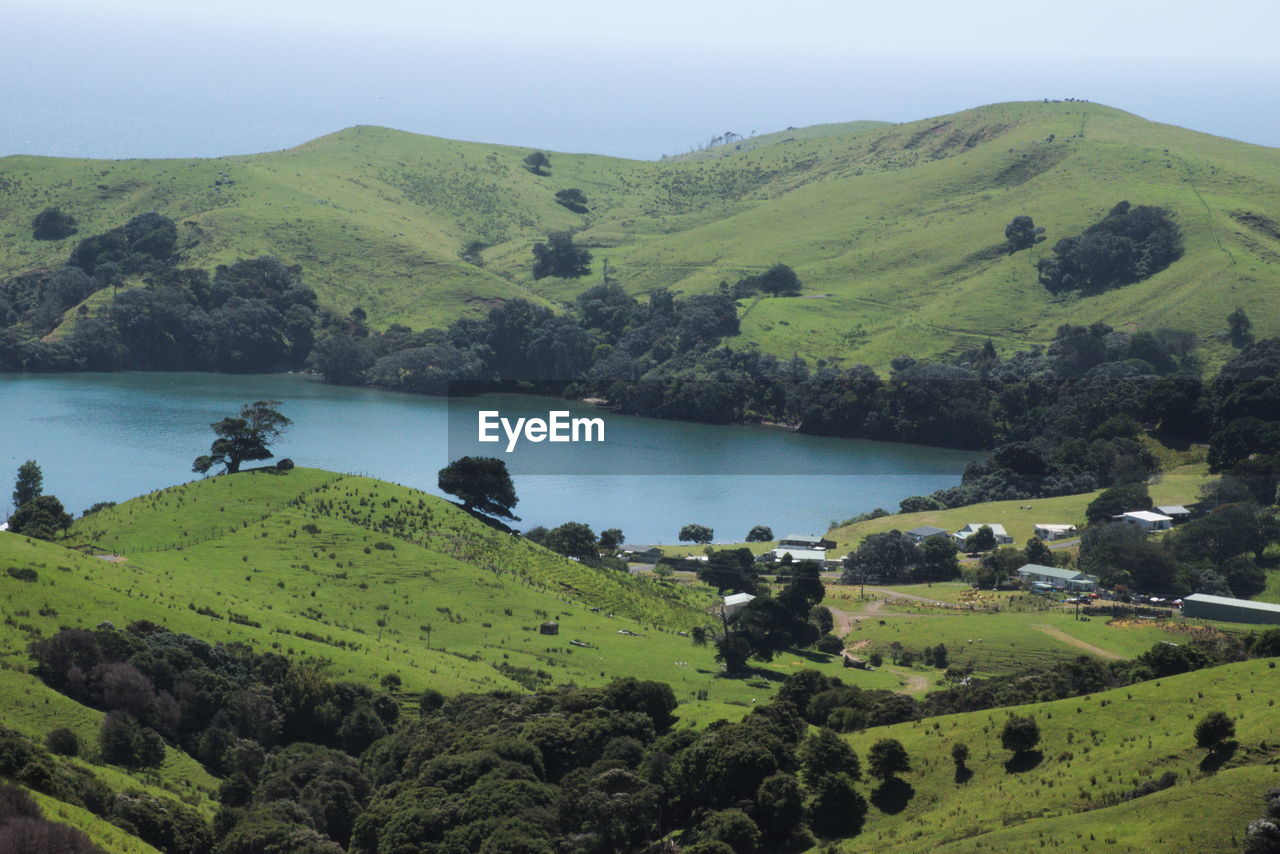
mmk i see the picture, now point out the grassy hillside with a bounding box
[3,100,1277,366]
[841,659,1280,852]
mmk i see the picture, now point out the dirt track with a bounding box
[1031,623,1124,660]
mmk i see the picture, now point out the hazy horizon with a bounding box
[3,0,1278,161]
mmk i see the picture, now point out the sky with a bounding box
[2,0,1278,160]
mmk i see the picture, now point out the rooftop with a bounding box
[723,593,757,607]
[1121,511,1174,522]
[1016,564,1091,581]
[907,525,948,536]
[1183,594,1280,614]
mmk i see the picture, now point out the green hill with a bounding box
[841,659,1280,852]
[3,100,1278,366]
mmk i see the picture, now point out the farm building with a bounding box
[906,525,948,543]
[777,533,836,550]
[723,592,757,617]
[624,546,664,564]
[953,523,1014,546]
[1117,510,1174,531]
[1033,523,1077,541]
[1154,505,1193,523]
[1182,594,1280,625]
[1016,564,1098,591]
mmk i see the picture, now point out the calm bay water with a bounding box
[0,373,977,544]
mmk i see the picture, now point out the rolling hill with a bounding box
[2,100,1278,367]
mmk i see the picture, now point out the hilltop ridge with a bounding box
[2,100,1278,366]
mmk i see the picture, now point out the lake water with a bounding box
[0,372,977,545]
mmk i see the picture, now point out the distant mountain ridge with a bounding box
[1,100,1277,367]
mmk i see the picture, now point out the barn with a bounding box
[1182,594,1280,625]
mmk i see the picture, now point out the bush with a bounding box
[46,728,79,757]
[1001,715,1040,755]
[815,634,844,654]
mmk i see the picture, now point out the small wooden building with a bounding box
[539,621,559,635]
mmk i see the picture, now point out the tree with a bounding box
[1024,536,1054,567]
[841,530,920,583]
[192,400,291,475]
[8,495,72,539]
[745,525,773,542]
[798,728,861,785]
[806,772,867,838]
[1085,482,1152,523]
[1000,715,1040,756]
[554,188,589,213]
[950,742,969,770]
[531,232,591,279]
[544,522,598,560]
[32,207,77,241]
[1004,215,1043,251]
[1194,711,1236,752]
[598,528,624,550]
[867,738,911,781]
[963,525,997,553]
[680,524,714,545]
[437,456,519,520]
[1228,308,1255,347]
[13,459,42,510]
[523,151,551,175]
[757,264,801,296]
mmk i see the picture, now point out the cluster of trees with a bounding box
[840,531,961,584]
[1038,202,1183,294]
[29,622,401,849]
[7,459,73,539]
[713,561,833,674]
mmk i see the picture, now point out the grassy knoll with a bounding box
[3,101,1278,366]
[25,789,162,854]
[3,468,875,715]
[840,659,1280,853]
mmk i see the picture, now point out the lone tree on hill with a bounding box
[544,522,598,559]
[1194,711,1236,753]
[523,151,551,175]
[192,401,291,475]
[1228,307,1254,348]
[437,456,519,520]
[32,207,78,241]
[1001,715,1041,756]
[867,738,911,781]
[598,528,624,550]
[745,525,773,542]
[13,460,43,510]
[679,524,714,545]
[1004,215,1044,251]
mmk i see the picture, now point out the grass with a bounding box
[839,658,1280,852]
[1,101,1277,368]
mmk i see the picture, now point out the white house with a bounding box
[953,523,1013,547]
[1118,510,1174,532]
[1033,523,1077,541]
[770,547,830,564]
[723,592,756,617]
[1016,563,1098,592]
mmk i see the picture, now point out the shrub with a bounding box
[46,727,79,757]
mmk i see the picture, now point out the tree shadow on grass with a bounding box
[791,649,836,663]
[1199,741,1237,774]
[953,765,974,785]
[1003,750,1044,774]
[870,777,915,814]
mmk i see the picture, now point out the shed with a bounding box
[539,621,560,635]
[1182,594,1280,625]
[771,547,829,564]
[1155,505,1192,523]
[722,592,757,617]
